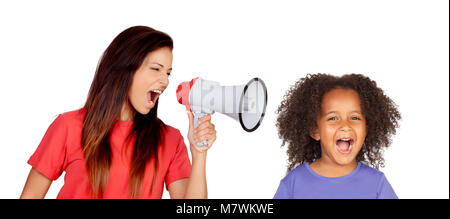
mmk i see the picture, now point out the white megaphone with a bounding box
[176,77,268,147]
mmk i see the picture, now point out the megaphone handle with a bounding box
[193,112,208,147]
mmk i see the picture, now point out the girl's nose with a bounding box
[338,120,352,132]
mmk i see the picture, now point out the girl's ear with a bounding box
[309,127,320,141]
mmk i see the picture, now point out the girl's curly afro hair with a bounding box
[276,73,401,172]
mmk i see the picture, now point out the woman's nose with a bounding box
[159,73,169,87]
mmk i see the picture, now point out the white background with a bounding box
[0,0,448,199]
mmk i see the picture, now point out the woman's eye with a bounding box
[167,72,171,76]
[351,116,361,120]
[151,67,160,71]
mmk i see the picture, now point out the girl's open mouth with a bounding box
[336,138,354,154]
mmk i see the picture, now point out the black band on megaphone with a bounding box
[238,77,268,132]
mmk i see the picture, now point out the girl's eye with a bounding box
[327,117,337,121]
[351,116,361,120]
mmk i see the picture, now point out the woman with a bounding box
[20,26,216,199]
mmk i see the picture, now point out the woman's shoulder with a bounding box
[159,124,189,155]
[161,124,185,145]
[58,108,86,122]
[51,108,86,130]
[163,124,182,136]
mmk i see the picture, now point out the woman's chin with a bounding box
[136,106,152,115]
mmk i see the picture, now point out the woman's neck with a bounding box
[120,103,134,122]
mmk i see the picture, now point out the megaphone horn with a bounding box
[176,77,268,147]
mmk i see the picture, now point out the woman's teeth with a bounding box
[147,89,163,107]
[147,92,153,105]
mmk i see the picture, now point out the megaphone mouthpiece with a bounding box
[176,77,199,111]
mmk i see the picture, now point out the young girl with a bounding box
[20,26,216,199]
[274,73,401,199]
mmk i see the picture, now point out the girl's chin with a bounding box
[331,152,358,165]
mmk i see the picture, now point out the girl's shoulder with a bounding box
[357,162,386,180]
[283,163,311,181]
[358,162,385,176]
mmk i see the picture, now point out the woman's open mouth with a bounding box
[147,89,162,108]
[336,138,354,154]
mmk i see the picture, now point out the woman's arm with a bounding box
[168,111,216,199]
[183,151,207,198]
[20,167,52,199]
[168,152,208,199]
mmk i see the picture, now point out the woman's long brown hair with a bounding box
[82,26,173,198]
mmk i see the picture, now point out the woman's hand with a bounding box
[172,111,216,199]
[186,111,216,156]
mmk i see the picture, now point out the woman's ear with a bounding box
[309,127,320,141]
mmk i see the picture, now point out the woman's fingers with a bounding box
[195,122,212,131]
[197,114,211,123]
[191,116,216,152]
[186,113,216,153]
[194,131,215,142]
[195,124,215,136]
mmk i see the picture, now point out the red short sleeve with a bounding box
[27,114,68,181]
[165,131,192,189]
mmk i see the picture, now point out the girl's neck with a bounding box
[309,159,358,178]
